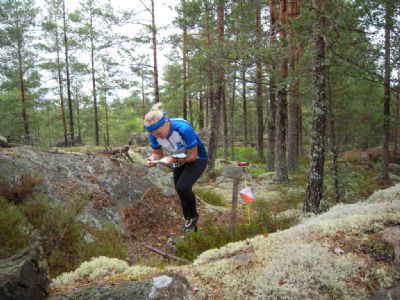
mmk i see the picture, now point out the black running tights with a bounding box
[173,159,207,220]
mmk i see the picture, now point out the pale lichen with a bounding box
[174,183,400,299]
[51,256,160,290]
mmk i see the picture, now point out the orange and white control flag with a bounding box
[239,187,255,203]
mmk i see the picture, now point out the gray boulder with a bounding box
[0,242,49,300]
[48,273,194,300]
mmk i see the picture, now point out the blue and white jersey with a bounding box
[149,118,207,160]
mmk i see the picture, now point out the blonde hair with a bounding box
[144,103,165,126]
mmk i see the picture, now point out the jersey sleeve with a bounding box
[179,125,198,150]
[149,135,161,149]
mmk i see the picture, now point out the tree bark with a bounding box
[230,69,237,161]
[395,75,400,161]
[199,91,204,129]
[204,1,213,129]
[381,0,391,180]
[141,67,146,132]
[104,92,110,147]
[222,81,228,160]
[63,0,74,146]
[74,81,82,141]
[89,3,99,146]
[207,0,224,170]
[255,0,264,161]
[229,174,241,240]
[274,0,289,183]
[55,25,67,147]
[326,60,340,203]
[242,66,249,147]
[267,0,277,171]
[17,39,29,143]
[182,0,188,119]
[151,0,160,103]
[304,0,327,213]
[287,0,300,171]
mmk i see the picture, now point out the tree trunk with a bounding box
[56,26,67,147]
[104,92,110,147]
[89,6,99,146]
[199,91,204,129]
[204,1,212,129]
[304,0,327,213]
[266,0,277,171]
[242,66,249,147]
[230,69,237,161]
[255,0,264,161]
[63,0,74,146]
[74,81,82,141]
[151,0,160,103]
[222,81,228,160]
[274,0,289,183]
[207,0,224,170]
[395,75,400,161]
[229,174,241,240]
[188,93,193,125]
[17,40,29,143]
[299,105,304,155]
[381,0,391,180]
[141,67,146,132]
[182,0,188,119]
[327,60,340,203]
[287,0,300,171]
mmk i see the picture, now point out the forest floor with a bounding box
[123,153,400,267]
[123,188,237,266]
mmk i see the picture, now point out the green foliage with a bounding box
[249,166,267,178]
[0,196,128,278]
[20,197,86,277]
[194,187,224,206]
[323,160,390,205]
[0,197,30,259]
[217,146,260,164]
[83,223,127,262]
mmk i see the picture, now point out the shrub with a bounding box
[18,197,127,278]
[0,174,42,204]
[0,197,30,258]
[83,223,127,262]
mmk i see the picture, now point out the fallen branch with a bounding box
[102,146,134,163]
[144,245,191,264]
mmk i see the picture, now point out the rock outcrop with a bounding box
[49,273,193,300]
[0,146,153,227]
[0,242,49,300]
